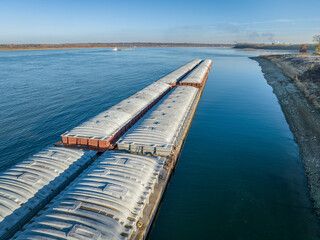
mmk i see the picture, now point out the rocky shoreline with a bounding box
[252,56,320,219]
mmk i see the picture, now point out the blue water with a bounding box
[0,47,319,239]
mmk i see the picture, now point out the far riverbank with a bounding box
[0,43,233,51]
[236,43,316,51]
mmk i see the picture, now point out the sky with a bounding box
[0,0,319,44]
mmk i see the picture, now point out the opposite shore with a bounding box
[0,42,314,51]
[252,54,320,218]
[0,43,233,51]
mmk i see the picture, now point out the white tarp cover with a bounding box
[63,82,170,140]
[180,59,212,84]
[156,59,202,84]
[13,151,165,240]
[0,147,96,239]
[117,86,199,155]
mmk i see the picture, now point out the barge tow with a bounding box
[0,59,212,240]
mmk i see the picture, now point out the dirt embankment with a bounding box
[251,55,320,218]
[262,54,320,109]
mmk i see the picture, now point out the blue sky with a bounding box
[0,0,319,44]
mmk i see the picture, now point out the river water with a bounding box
[0,47,319,239]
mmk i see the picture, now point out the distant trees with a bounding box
[313,35,320,54]
[0,43,233,50]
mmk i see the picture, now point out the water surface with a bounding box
[0,47,318,239]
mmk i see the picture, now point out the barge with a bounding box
[0,147,96,240]
[61,59,202,150]
[0,59,212,240]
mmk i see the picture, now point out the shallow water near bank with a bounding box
[0,47,319,239]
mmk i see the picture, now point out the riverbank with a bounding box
[235,43,316,51]
[0,43,233,51]
[252,55,320,218]
[261,54,320,109]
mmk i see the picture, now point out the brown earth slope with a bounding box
[262,54,320,109]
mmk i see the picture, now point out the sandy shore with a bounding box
[252,56,320,218]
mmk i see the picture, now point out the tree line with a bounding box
[0,43,233,50]
[313,35,320,54]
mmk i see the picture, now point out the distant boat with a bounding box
[112,47,135,52]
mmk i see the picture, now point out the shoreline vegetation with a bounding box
[0,42,316,51]
[235,43,317,51]
[252,54,320,219]
[0,43,233,51]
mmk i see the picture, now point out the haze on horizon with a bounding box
[0,0,319,45]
